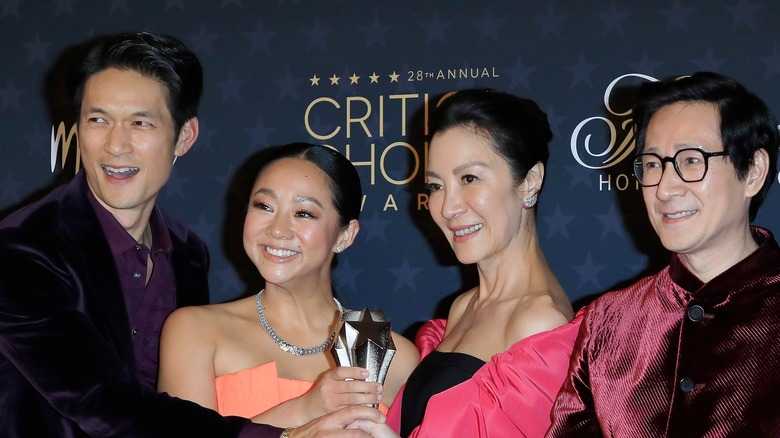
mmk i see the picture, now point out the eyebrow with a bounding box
[83,106,161,119]
[642,143,705,154]
[295,195,323,209]
[425,161,487,179]
[252,188,324,208]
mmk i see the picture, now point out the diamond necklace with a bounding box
[255,289,344,356]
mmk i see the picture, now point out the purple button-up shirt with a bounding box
[86,188,176,389]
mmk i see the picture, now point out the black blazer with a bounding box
[0,172,266,437]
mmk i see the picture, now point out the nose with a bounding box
[105,124,133,156]
[440,187,466,220]
[266,212,293,240]
[654,160,686,200]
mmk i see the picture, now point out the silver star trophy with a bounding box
[331,308,396,408]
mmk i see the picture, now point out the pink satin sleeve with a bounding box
[388,312,583,437]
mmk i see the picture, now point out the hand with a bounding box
[289,405,386,438]
[347,420,400,438]
[301,367,383,419]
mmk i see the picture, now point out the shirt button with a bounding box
[133,272,142,279]
[679,377,695,393]
[687,305,705,322]
[135,245,142,251]
[131,328,138,336]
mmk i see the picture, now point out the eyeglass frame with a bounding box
[632,147,730,187]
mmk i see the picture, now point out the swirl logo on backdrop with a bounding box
[50,122,80,173]
[570,73,657,191]
[303,67,501,213]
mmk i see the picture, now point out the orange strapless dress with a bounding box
[215,361,388,418]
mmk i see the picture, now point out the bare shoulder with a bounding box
[384,331,420,403]
[391,331,420,366]
[165,304,211,331]
[511,295,572,340]
[447,288,477,325]
[163,298,250,339]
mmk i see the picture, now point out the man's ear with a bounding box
[173,117,199,158]
[745,148,769,198]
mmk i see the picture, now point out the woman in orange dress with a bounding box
[158,143,418,428]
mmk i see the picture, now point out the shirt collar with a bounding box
[84,183,173,256]
[669,226,777,296]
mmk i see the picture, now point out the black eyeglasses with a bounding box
[633,148,729,187]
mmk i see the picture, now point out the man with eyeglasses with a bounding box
[546,72,780,437]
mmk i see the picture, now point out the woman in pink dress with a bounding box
[380,89,583,438]
[157,143,418,429]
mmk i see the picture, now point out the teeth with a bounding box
[103,166,138,175]
[666,210,696,219]
[266,246,298,257]
[454,224,483,237]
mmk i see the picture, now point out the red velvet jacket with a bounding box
[548,227,780,437]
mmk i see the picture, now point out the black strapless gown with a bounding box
[400,351,485,437]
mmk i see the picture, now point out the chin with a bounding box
[658,237,693,254]
[453,252,481,265]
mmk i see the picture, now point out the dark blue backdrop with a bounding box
[2,0,780,335]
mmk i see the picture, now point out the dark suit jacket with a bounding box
[0,172,277,437]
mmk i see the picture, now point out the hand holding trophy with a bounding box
[331,308,397,408]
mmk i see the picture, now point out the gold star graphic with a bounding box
[349,73,360,84]
[329,74,340,85]
[389,71,399,83]
[369,72,380,83]
[310,75,320,86]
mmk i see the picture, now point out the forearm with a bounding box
[251,396,310,428]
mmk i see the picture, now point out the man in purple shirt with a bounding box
[0,31,382,437]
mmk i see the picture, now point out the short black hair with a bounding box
[72,31,203,140]
[633,72,779,221]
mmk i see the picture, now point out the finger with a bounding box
[340,380,382,395]
[292,406,384,438]
[335,391,383,407]
[335,405,386,425]
[331,366,370,381]
[292,426,372,438]
[347,419,400,438]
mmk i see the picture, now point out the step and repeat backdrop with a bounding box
[2,0,779,335]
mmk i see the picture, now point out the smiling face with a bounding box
[243,157,351,288]
[78,67,197,233]
[641,101,760,264]
[426,126,528,265]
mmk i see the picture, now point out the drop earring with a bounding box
[522,193,538,210]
